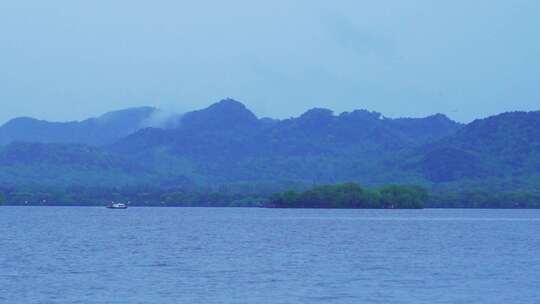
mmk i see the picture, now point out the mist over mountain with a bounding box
[112,100,462,156]
[0,99,538,192]
[0,107,182,146]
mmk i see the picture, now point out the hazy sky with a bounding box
[1,0,539,124]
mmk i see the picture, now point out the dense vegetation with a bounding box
[267,183,427,209]
[0,182,296,207]
[0,99,539,208]
[1,183,539,209]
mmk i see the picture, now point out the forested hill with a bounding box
[0,99,538,195]
[411,111,540,183]
[0,107,182,146]
[111,99,462,158]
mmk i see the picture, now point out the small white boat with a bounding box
[106,202,128,209]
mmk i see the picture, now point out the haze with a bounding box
[1,0,539,124]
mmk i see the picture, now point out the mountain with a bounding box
[110,99,463,184]
[181,98,260,132]
[0,99,538,193]
[113,101,462,156]
[110,99,264,157]
[413,111,540,183]
[0,107,181,146]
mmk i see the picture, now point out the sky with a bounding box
[1,0,539,124]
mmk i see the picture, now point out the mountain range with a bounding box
[0,98,538,192]
[0,107,182,146]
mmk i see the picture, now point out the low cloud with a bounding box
[140,109,182,129]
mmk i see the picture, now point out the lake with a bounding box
[1,207,539,303]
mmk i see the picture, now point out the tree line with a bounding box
[1,183,539,209]
[267,183,427,209]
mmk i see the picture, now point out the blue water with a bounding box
[1,208,540,304]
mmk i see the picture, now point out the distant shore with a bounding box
[2,182,539,209]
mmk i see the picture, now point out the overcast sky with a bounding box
[1,0,539,124]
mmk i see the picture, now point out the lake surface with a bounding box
[1,207,540,304]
